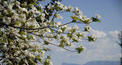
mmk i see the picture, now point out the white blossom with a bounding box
[63,6,68,10]
[67,6,73,12]
[57,22,62,26]
[79,15,83,20]
[15,1,20,6]
[84,26,92,32]
[44,10,49,15]
[3,17,11,24]
[85,18,92,24]
[58,29,62,33]
[55,13,63,19]
[3,45,7,48]
[46,28,51,33]
[89,35,97,41]
[56,1,61,5]
[56,1,66,10]
[26,18,40,28]
[29,53,35,58]
[39,4,43,8]
[56,34,60,40]
[40,13,46,22]
[8,2,14,10]
[3,1,8,6]
[96,14,101,18]
[74,7,83,16]
[47,5,54,10]
[10,0,15,2]
[74,25,78,30]
[16,51,21,55]
[16,57,21,62]
[20,8,27,13]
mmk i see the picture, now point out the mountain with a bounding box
[62,63,81,65]
[83,61,120,65]
[62,61,120,65]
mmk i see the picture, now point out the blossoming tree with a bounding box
[118,31,122,65]
[0,0,101,65]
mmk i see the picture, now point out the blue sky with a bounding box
[40,0,122,65]
[61,0,122,32]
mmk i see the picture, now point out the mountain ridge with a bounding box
[62,61,120,65]
[83,61,120,65]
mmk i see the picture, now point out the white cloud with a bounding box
[50,30,107,53]
[91,30,107,38]
[47,30,121,65]
[79,31,121,64]
[109,30,120,39]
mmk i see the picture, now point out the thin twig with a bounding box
[47,42,77,52]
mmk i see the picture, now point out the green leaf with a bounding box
[44,59,50,65]
[36,6,42,12]
[20,31,26,35]
[61,28,65,32]
[21,3,27,8]
[35,55,42,62]
[72,38,78,42]
[53,35,57,39]
[92,17,101,22]
[0,14,2,18]
[76,33,83,38]
[29,59,36,65]
[71,16,79,22]
[88,36,96,42]
[43,47,50,51]
[32,48,36,52]
[81,19,91,24]
[19,36,26,40]
[84,27,89,32]
[0,31,2,35]
[0,38,3,42]
[7,62,13,65]
[47,56,51,59]
[70,29,76,33]
[50,29,54,33]
[28,35,35,40]
[38,49,43,53]
[59,43,65,48]
[15,21,20,26]
[75,46,84,54]
[67,33,72,39]
[29,25,35,28]
[44,40,49,45]
[8,38,13,42]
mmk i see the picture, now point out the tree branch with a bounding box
[58,21,84,27]
[0,20,83,31]
[47,42,77,52]
[0,22,53,30]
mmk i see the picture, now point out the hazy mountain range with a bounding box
[62,63,81,65]
[62,61,120,65]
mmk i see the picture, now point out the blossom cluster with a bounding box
[0,0,101,65]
